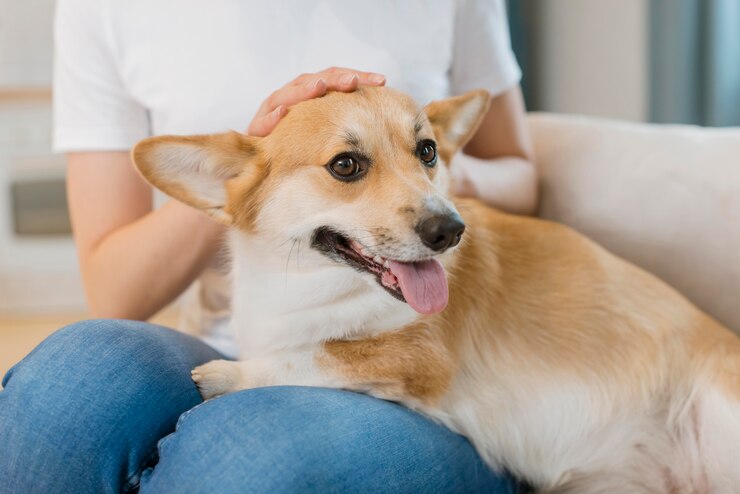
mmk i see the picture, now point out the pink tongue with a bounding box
[387,259,448,314]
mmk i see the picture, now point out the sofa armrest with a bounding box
[527,113,740,333]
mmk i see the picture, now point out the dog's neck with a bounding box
[228,231,421,358]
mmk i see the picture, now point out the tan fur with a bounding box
[322,323,456,405]
[134,131,263,224]
[133,87,740,493]
[425,89,491,163]
[319,200,716,407]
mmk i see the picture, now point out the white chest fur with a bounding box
[228,232,420,358]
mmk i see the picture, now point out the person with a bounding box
[0,1,537,492]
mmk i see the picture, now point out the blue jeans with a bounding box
[0,320,516,493]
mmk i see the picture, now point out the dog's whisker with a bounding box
[285,238,298,290]
[296,239,302,271]
[277,236,298,248]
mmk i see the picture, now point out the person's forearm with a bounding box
[451,153,538,216]
[456,86,538,215]
[82,200,225,320]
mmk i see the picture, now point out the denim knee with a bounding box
[0,319,221,494]
[142,386,515,494]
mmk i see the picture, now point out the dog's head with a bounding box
[133,87,490,315]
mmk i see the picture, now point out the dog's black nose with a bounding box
[416,214,466,252]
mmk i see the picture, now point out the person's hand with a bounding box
[247,67,386,137]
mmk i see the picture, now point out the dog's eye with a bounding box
[327,155,367,181]
[418,141,437,167]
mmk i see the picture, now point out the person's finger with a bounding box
[255,78,327,118]
[290,68,385,88]
[247,105,287,137]
[361,71,386,85]
[300,72,363,93]
[321,66,386,85]
[247,69,385,137]
[334,72,360,91]
[272,78,327,109]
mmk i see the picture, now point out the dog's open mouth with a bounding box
[312,227,448,314]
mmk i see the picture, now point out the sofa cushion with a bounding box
[528,113,740,333]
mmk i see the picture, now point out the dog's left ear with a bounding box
[424,89,491,163]
[132,131,262,224]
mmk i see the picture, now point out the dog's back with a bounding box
[438,199,740,493]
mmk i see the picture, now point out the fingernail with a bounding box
[339,73,359,86]
[272,105,284,119]
[310,78,326,91]
[368,73,385,84]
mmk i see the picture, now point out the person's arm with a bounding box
[67,152,225,320]
[451,85,538,215]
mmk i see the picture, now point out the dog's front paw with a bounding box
[192,359,245,400]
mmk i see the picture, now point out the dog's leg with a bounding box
[191,359,249,400]
[191,348,343,400]
[317,327,456,407]
[193,325,455,406]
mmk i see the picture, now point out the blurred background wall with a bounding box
[508,0,740,126]
[0,0,80,316]
[0,0,738,319]
[510,0,649,122]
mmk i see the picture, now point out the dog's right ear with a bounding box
[132,131,261,224]
[424,89,491,164]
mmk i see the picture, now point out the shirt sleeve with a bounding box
[53,0,149,153]
[449,0,522,97]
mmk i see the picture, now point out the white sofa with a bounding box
[528,113,740,333]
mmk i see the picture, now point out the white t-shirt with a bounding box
[54,0,521,357]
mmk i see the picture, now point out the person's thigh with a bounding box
[0,319,223,494]
[141,386,516,494]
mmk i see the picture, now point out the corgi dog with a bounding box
[133,87,740,493]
